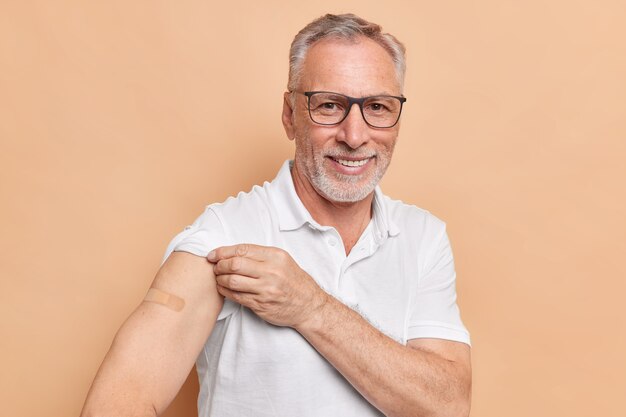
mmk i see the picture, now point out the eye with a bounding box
[312,99,344,114]
[366,101,390,113]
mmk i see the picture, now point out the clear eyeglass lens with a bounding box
[363,97,401,125]
[308,93,348,123]
[308,93,401,127]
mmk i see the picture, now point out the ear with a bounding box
[281,91,296,141]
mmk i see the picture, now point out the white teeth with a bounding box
[335,158,369,167]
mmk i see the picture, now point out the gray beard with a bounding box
[309,166,383,203]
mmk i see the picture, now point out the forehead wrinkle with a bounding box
[300,37,400,96]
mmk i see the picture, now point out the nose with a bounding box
[336,103,371,149]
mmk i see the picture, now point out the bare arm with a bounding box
[297,296,472,417]
[80,251,223,417]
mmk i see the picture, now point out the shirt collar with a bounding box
[268,160,400,240]
[371,186,401,242]
[268,160,313,231]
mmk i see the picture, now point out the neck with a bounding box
[291,162,373,255]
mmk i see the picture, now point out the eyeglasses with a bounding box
[301,91,407,128]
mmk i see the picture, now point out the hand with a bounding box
[207,244,329,329]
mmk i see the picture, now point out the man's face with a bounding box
[283,36,402,203]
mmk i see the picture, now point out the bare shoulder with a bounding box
[154,251,217,290]
[145,250,223,319]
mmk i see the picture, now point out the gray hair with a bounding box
[287,13,406,93]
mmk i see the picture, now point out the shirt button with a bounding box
[328,237,337,246]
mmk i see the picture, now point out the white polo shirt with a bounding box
[163,160,470,417]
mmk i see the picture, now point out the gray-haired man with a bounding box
[81,13,471,417]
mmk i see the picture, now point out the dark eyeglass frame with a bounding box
[302,91,407,128]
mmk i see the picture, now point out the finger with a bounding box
[215,273,261,294]
[213,256,262,278]
[216,284,257,309]
[207,244,272,262]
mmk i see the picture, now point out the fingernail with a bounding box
[207,250,216,261]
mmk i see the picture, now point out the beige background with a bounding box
[1,1,625,416]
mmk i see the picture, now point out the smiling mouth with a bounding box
[330,156,372,167]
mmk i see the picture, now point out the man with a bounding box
[81,13,471,417]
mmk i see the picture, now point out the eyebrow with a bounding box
[313,90,403,98]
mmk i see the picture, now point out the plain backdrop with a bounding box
[1,1,625,416]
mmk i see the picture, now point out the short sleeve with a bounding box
[407,225,471,345]
[161,206,239,320]
[162,207,231,262]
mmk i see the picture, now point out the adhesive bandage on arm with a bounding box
[144,288,186,312]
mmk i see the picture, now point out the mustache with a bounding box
[324,144,375,160]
